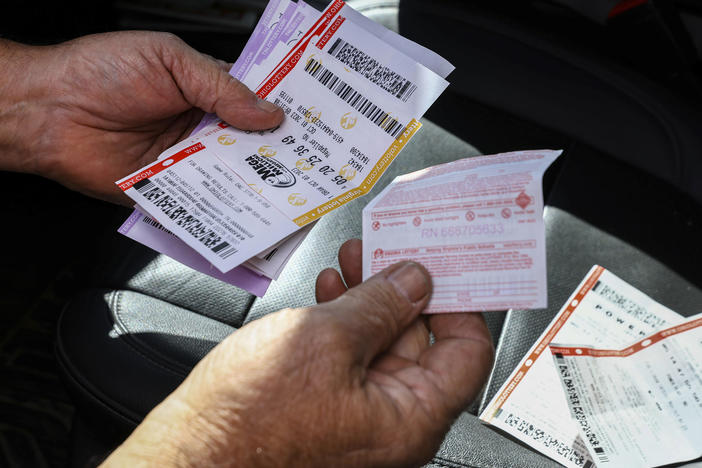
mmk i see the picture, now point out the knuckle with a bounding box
[157,32,183,47]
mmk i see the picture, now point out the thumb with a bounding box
[322,261,433,368]
[163,36,284,130]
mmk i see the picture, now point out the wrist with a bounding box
[0,40,55,175]
[102,392,248,467]
[102,399,196,467]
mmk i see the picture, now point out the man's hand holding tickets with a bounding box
[0,2,497,466]
[104,239,494,467]
[0,31,283,205]
[116,0,452,274]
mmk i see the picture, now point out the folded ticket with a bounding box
[116,0,453,291]
[362,150,561,313]
[551,314,702,468]
[480,266,685,468]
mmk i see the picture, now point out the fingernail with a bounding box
[256,98,280,113]
[388,263,429,303]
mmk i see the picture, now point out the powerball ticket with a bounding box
[480,266,684,468]
[551,314,702,468]
[362,150,560,313]
[117,0,451,273]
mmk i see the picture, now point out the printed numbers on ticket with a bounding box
[363,150,561,313]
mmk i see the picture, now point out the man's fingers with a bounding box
[163,36,283,130]
[315,268,347,303]
[315,239,362,303]
[322,261,432,368]
[338,239,363,288]
[419,313,494,416]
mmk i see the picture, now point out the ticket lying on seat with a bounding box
[480,266,684,468]
[362,150,561,313]
[550,314,702,468]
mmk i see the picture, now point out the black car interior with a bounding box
[2,0,701,466]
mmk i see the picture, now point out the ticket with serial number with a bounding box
[480,266,684,468]
[117,0,452,273]
[550,314,702,468]
[362,150,561,313]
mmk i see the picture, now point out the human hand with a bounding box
[0,32,283,204]
[104,239,494,467]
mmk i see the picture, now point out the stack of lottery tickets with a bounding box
[116,0,454,297]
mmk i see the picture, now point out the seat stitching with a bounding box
[432,457,479,468]
[431,456,477,468]
[111,290,190,377]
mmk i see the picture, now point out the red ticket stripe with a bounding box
[316,15,345,50]
[550,315,702,358]
[256,0,345,98]
[265,0,344,77]
[257,42,309,99]
[117,142,205,191]
[483,265,605,420]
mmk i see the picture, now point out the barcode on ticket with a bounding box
[555,354,607,466]
[304,58,407,138]
[328,38,417,102]
[142,215,173,235]
[133,179,238,259]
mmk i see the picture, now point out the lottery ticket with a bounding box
[550,314,702,468]
[480,266,685,468]
[362,150,560,313]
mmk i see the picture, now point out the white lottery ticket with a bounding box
[362,150,560,313]
[480,266,685,468]
[117,0,451,273]
[550,314,702,468]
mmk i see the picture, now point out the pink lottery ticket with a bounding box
[362,150,561,313]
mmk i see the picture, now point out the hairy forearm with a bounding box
[0,39,52,174]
